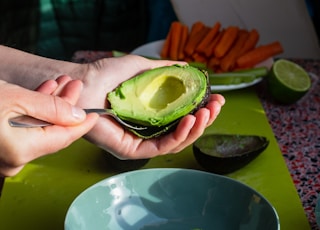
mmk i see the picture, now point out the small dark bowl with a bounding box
[193,134,269,174]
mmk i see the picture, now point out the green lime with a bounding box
[267,59,311,104]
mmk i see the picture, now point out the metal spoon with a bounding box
[8,108,147,130]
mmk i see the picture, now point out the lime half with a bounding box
[267,59,311,104]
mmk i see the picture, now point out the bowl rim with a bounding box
[65,168,280,229]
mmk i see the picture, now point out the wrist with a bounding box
[0,45,87,89]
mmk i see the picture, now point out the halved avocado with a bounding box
[107,65,210,138]
[193,134,269,174]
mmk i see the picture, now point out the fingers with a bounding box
[1,112,99,177]
[151,93,224,153]
[29,96,86,126]
[153,112,206,155]
[36,113,99,154]
[0,165,24,177]
[56,79,84,105]
[211,94,225,106]
[171,110,209,153]
[2,81,99,175]
[35,79,58,93]
[35,75,77,96]
[21,78,86,126]
[83,93,225,160]
[206,94,225,126]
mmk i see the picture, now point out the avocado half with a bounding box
[193,134,269,174]
[107,65,210,138]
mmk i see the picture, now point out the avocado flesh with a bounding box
[107,65,209,138]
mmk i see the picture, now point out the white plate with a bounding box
[131,40,165,58]
[131,40,273,92]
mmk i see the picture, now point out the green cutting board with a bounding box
[0,88,310,229]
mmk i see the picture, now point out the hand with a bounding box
[0,76,99,176]
[77,55,225,159]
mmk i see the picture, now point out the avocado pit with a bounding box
[139,76,186,110]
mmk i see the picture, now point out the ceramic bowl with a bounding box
[65,168,279,230]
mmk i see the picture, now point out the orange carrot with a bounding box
[191,52,207,63]
[204,29,224,58]
[220,30,249,71]
[184,21,207,56]
[207,56,221,71]
[238,29,260,56]
[214,26,239,58]
[169,21,184,60]
[195,21,221,54]
[160,23,174,59]
[178,24,189,60]
[236,41,284,68]
[184,56,194,63]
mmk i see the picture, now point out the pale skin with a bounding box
[0,76,99,176]
[0,45,225,176]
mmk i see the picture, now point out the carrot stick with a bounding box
[195,21,221,54]
[169,21,184,60]
[178,24,189,60]
[184,56,194,63]
[184,21,207,56]
[160,23,174,59]
[214,26,239,58]
[204,29,224,58]
[191,52,207,63]
[238,29,260,56]
[220,30,249,71]
[236,41,284,68]
[207,56,221,71]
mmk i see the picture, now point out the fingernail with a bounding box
[72,106,86,120]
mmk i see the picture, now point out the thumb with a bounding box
[17,80,87,126]
[27,94,87,126]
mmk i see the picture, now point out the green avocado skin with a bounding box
[193,134,269,174]
[107,65,210,139]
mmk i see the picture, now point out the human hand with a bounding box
[77,55,225,159]
[0,76,99,176]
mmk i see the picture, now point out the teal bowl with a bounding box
[65,168,279,230]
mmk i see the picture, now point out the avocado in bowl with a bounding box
[107,64,210,138]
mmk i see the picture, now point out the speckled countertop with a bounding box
[72,51,320,229]
[257,59,320,230]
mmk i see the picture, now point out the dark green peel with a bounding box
[193,134,269,174]
[126,119,180,139]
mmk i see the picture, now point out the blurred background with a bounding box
[0,0,318,60]
[0,0,177,60]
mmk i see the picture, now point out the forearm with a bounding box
[0,45,86,89]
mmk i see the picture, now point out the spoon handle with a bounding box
[8,109,146,130]
[8,116,52,128]
[83,108,113,115]
[8,109,110,128]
